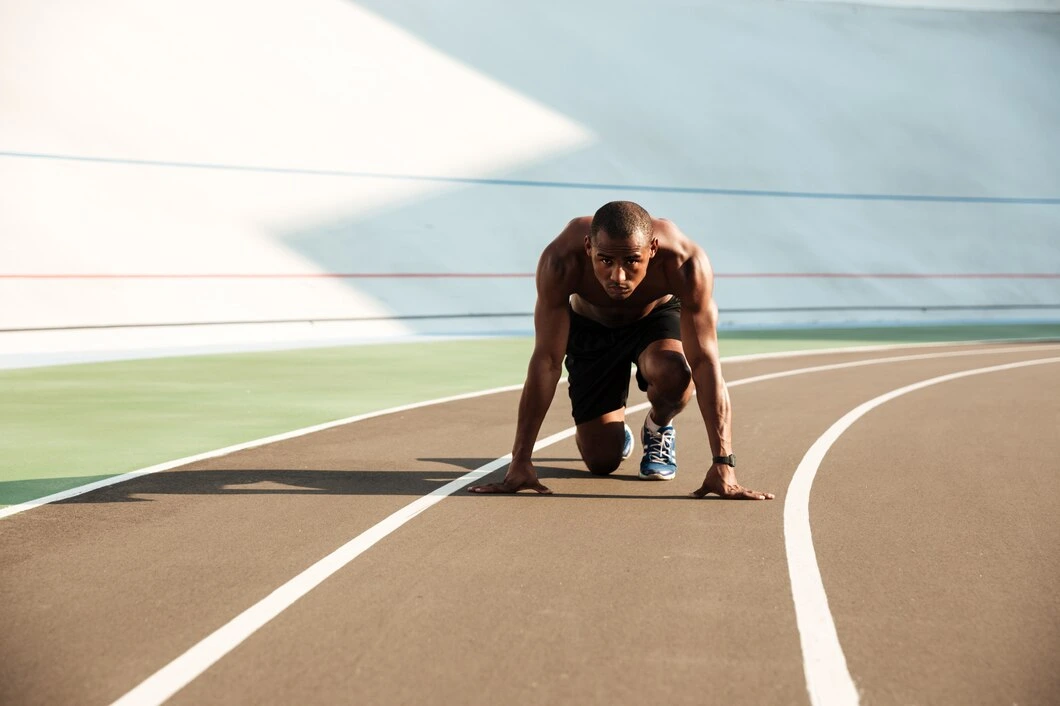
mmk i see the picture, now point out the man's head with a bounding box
[586,201,657,300]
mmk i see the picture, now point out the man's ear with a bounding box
[649,237,659,258]
[584,234,593,256]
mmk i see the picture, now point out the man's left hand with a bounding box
[691,464,774,500]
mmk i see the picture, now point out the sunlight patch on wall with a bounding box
[0,0,592,347]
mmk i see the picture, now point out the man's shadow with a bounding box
[422,457,701,499]
[422,456,641,481]
[32,456,703,506]
[43,468,471,505]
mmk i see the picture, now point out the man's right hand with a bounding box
[468,460,552,494]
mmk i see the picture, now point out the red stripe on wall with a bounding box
[0,272,1057,280]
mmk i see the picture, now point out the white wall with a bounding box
[797,1,1060,9]
[2,0,1058,360]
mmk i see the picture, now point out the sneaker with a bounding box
[621,423,634,461]
[639,421,677,480]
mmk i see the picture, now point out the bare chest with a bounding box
[570,273,675,327]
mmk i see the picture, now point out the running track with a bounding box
[1,342,1058,705]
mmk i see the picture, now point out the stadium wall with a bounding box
[2,0,1058,359]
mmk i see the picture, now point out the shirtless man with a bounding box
[469,201,773,500]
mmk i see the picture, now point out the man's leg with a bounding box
[575,408,630,475]
[637,339,693,426]
[636,339,693,479]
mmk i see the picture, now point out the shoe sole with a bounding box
[638,470,676,481]
[621,424,634,461]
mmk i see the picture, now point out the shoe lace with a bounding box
[645,427,675,464]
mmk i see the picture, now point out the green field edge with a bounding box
[2,323,1058,508]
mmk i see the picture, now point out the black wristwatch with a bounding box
[712,454,736,467]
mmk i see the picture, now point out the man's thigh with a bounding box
[565,308,639,424]
[632,299,685,392]
[565,351,634,425]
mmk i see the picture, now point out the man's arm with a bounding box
[468,243,573,494]
[675,243,774,500]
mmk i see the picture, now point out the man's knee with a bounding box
[576,420,626,475]
[585,452,622,475]
[644,349,692,396]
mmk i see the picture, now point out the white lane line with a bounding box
[0,383,522,520]
[5,339,1055,521]
[726,342,1060,389]
[784,355,1060,706]
[106,419,615,706]
[718,335,1059,366]
[108,344,1060,706]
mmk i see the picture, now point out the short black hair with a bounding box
[590,201,653,244]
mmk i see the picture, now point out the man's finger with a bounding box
[468,481,553,494]
[689,483,773,500]
[467,483,513,494]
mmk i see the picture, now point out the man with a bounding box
[469,201,773,500]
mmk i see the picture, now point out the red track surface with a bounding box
[1,342,1057,705]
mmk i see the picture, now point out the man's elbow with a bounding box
[530,350,565,378]
[688,354,721,384]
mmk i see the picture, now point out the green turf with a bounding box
[2,323,1057,508]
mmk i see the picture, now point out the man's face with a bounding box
[585,229,657,300]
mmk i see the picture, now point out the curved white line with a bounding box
[4,340,1055,521]
[784,356,1060,706]
[108,345,1059,706]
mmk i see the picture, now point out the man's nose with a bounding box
[610,267,626,283]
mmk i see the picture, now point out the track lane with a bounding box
[811,361,1060,705]
[1,342,1055,705]
[158,345,1059,706]
[0,387,565,706]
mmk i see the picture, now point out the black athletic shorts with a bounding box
[565,296,682,424]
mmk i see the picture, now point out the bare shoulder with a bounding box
[536,217,590,301]
[652,218,713,293]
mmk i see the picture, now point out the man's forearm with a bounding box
[511,355,564,462]
[690,358,732,457]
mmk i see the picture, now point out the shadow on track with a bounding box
[42,463,715,504]
[53,469,472,504]
[421,457,646,483]
[423,458,738,500]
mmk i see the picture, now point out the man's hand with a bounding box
[468,460,553,494]
[691,464,774,500]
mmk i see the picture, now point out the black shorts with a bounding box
[565,297,682,424]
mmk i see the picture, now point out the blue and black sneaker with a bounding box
[621,423,634,461]
[639,421,677,480]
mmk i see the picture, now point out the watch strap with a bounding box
[712,454,736,467]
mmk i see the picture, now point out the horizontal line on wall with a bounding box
[4,305,1059,333]
[0,313,536,333]
[1,273,536,280]
[722,305,1060,313]
[719,273,1060,280]
[2,150,1059,205]
[2,273,1058,280]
